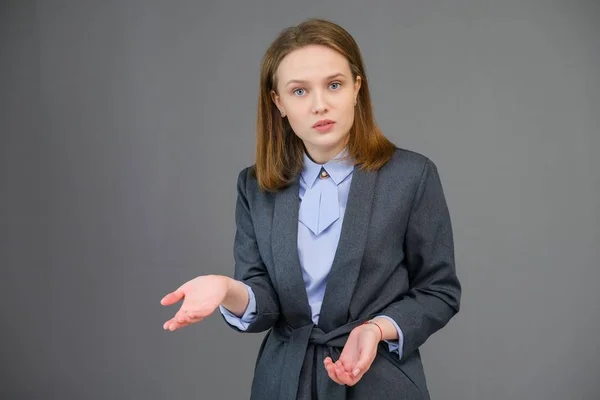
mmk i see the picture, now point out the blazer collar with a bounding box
[271,163,378,331]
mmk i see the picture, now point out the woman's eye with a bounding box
[330,82,341,90]
[293,88,306,96]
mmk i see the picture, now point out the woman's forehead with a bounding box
[277,46,351,83]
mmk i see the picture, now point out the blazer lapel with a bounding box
[271,176,313,327]
[318,166,378,332]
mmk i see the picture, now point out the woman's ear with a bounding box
[354,76,362,100]
[271,90,285,116]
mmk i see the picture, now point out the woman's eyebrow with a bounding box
[285,73,347,87]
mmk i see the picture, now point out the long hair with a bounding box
[255,18,396,192]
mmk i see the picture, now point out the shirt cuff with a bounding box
[375,315,404,359]
[218,283,257,331]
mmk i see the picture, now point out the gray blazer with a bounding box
[222,147,461,400]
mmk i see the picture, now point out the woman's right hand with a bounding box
[160,274,231,331]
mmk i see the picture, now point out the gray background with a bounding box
[2,0,599,399]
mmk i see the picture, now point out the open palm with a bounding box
[160,275,229,331]
[323,324,380,386]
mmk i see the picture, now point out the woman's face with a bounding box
[271,44,361,164]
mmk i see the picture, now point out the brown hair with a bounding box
[255,18,396,192]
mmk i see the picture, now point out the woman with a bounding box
[161,18,461,399]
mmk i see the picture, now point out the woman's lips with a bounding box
[313,122,335,133]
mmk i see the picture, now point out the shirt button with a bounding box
[320,169,329,179]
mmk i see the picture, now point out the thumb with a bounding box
[160,288,185,305]
[351,348,375,378]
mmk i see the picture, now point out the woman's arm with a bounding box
[378,158,462,359]
[220,167,281,333]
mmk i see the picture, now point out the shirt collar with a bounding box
[301,146,355,188]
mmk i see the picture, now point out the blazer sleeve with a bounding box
[219,167,281,333]
[218,282,257,330]
[379,158,461,359]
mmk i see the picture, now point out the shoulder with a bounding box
[235,165,258,194]
[236,164,255,182]
[235,164,273,206]
[390,146,432,169]
[379,146,439,180]
[372,147,449,199]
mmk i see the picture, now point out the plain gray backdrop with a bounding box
[2,1,599,399]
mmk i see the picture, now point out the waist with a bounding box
[272,319,366,347]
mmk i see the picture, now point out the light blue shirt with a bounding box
[220,147,405,358]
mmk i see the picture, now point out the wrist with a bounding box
[223,276,238,304]
[220,277,251,318]
[361,320,383,342]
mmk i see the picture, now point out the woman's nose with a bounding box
[311,91,329,114]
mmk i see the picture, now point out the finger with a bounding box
[337,354,356,374]
[160,290,184,305]
[164,319,188,331]
[175,311,187,323]
[338,345,360,375]
[164,309,208,331]
[324,360,344,385]
[338,365,362,386]
[165,312,196,330]
[174,309,194,323]
[160,289,185,306]
[324,358,345,385]
[334,362,356,386]
[186,314,206,325]
[175,319,193,330]
[187,312,205,322]
[325,357,343,372]
[324,362,335,379]
[324,357,336,372]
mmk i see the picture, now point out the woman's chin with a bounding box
[303,139,347,158]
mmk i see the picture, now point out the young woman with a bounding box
[161,18,461,400]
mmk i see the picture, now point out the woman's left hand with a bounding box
[323,323,381,386]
